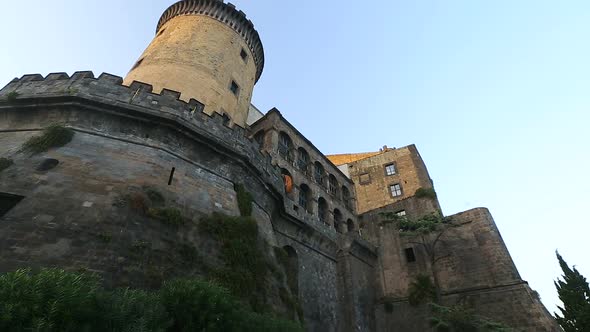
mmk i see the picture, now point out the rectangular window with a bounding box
[396,210,406,217]
[0,193,25,217]
[405,248,416,263]
[385,163,396,176]
[230,80,240,97]
[359,173,371,185]
[390,183,402,197]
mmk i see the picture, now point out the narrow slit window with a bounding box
[168,167,176,185]
[230,80,240,97]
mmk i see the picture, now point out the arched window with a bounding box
[328,174,339,197]
[314,162,325,187]
[253,130,265,148]
[347,219,355,233]
[296,147,309,174]
[299,184,312,213]
[278,132,293,161]
[342,186,352,211]
[333,208,343,233]
[318,197,328,224]
[281,168,294,199]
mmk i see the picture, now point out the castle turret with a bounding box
[123,0,264,126]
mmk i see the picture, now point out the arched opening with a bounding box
[253,130,266,148]
[282,245,299,298]
[333,208,343,233]
[347,219,355,233]
[314,162,325,187]
[298,183,313,213]
[296,147,309,174]
[342,186,352,211]
[318,197,329,224]
[328,174,339,197]
[278,132,293,162]
[281,168,294,199]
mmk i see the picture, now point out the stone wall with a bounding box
[363,206,559,331]
[250,109,358,233]
[345,145,436,214]
[0,72,380,331]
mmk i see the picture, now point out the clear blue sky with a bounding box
[1,0,589,314]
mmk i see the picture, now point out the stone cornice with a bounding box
[157,0,264,82]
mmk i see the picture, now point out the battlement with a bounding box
[0,71,282,197]
[157,0,264,82]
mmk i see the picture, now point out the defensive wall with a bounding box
[0,72,377,332]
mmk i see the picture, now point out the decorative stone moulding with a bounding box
[157,0,265,82]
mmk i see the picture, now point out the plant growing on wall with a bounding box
[554,251,590,332]
[380,212,469,302]
[415,187,437,200]
[234,184,253,217]
[22,124,74,154]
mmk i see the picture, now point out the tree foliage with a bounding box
[554,251,590,332]
[0,268,303,332]
[22,124,74,154]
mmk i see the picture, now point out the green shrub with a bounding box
[95,288,170,332]
[415,187,437,199]
[0,158,13,172]
[408,274,436,306]
[149,208,184,226]
[0,268,303,332]
[0,268,100,332]
[235,183,253,217]
[22,124,74,154]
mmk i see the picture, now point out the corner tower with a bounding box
[123,0,264,126]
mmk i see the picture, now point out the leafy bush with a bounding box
[408,274,436,306]
[22,124,74,154]
[0,158,13,172]
[0,268,303,332]
[235,183,253,217]
[0,268,100,332]
[148,208,184,226]
[415,187,437,199]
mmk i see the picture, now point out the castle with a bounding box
[0,1,560,331]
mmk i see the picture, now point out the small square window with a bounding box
[230,80,240,96]
[390,183,402,197]
[385,163,396,176]
[240,48,249,62]
[359,173,371,185]
[396,210,406,217]
[405,248,416,263]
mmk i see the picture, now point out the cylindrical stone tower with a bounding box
[123,0,264,127]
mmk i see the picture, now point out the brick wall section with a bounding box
[341,145,435,214]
